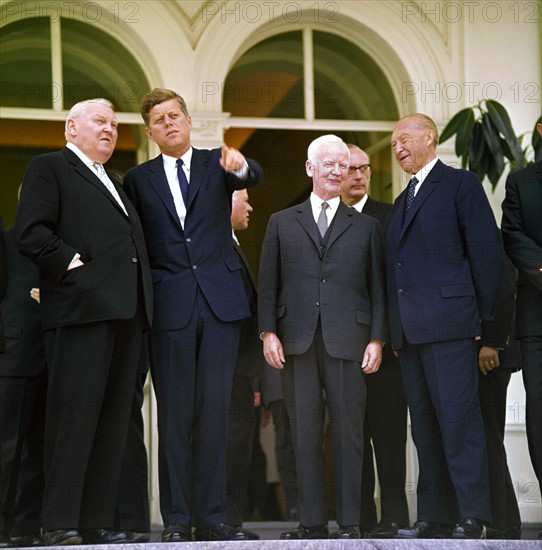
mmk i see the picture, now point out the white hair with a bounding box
[307,134,345,162]
[65,98,114,132]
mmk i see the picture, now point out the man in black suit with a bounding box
[388,114,502,540]
[477,254,521,540]
[259,135,386,540]
[0,229,46,548]
[0,214,7,354]
[226,189,264,539]
[123,88,264,542]
[14,98,153,546]
[341,145,409,538]
[501,122,542,541]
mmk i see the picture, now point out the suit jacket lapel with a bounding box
[399,160,442,241]
[296,199,321,250]
[147,155,181,227]
[64,148,129,219]
[326,202,353,249]
[186,148,208,210]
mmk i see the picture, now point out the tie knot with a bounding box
[177,158,184,168]
[409,176,418,186]
[321,201,329,211]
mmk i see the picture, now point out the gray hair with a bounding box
[307,134,345,163]
[65,98,114,133]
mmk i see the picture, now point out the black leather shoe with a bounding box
[126,531,150,543]
[367,521,403,538]
[280,525,329,539]
[330,525,360,539]
[505,526,521,539]
[160,524,191,542]
[452,517,486,539]
[9,534,44,547]
[43,530,83,546]
[395,520,453,539]
[83,529,131,544]
[195,523,249,541]
[0,534,13,548]
[229,525,259,540]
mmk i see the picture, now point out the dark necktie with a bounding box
[176,158,189,205]
[406,176,419,211]
[317,201,329,237]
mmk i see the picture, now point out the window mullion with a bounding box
[50,17,63,112]
[303,27,314,122]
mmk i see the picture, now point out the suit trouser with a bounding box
[399,338,491,524]
[0,371,46,536]
[281,328,366,527]
[150,289,240,528]
[360,346,409,530]
[269,399,298,514]
[521,337,542,485]
[114,372,150,533]
[227,373,255,525]
[478,368,521,530]
[42,313,145,531]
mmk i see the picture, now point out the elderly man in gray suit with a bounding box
[258,135,386,540]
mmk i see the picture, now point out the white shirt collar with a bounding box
[162,147,193,179]
[413,157,439,186]
[310,192,341,223]
[350,193,369,213]
[66,142,96,169]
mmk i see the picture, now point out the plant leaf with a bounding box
[455,108,476,157]
[439,108,473,144]
[481,114,504,176]
[468,123,489,181]
[486,100,524,166]
[532,116,542,163]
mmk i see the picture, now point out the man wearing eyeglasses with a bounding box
[259,135,386,540]
[341,145,410,538]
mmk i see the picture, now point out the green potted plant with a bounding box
[439,100,541,191]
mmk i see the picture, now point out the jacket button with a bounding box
[398,289,403,294]
[193,265,198,270]
[316,302,320,306]
[321,278,326,283]
[131,257,138,263]
[186,237,192,243]
[396,261,402,268]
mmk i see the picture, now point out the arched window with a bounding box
[222,29,399,264]
[0,15,149,225]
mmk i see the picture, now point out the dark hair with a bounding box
[140,88,189,126]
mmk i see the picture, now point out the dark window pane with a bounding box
[1,18,53,108]
[313,31,398,121]
[223,31,304,118]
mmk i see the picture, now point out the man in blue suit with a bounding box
[387,114,502,539]
[123,88,263,542]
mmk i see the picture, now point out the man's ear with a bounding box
[306,160,313,177]
[145,126,154,141]
[66,118,77,136]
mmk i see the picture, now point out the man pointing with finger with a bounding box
[124,88,264,542]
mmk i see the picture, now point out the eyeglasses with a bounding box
[348,164,371,174]
[320,162,349,172]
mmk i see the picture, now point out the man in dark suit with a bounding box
[341,145,409,538]
[0,214,7,354]
[123,88,263,542]
[387,114,502,540]
[501,122,542,541]
[0,229,46,548]
[14,98,153,546]
[477,254,522,540]
[226,189,264,538]
[258,135,386,540]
